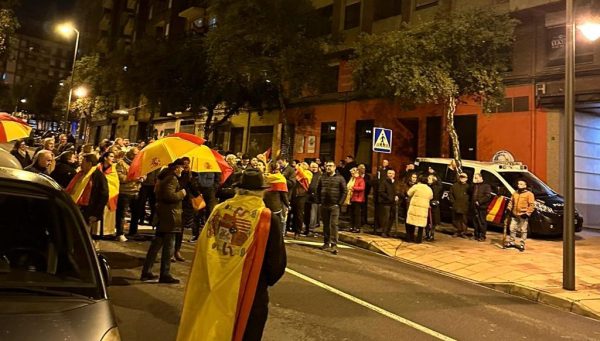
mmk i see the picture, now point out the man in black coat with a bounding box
[377,169,398,238]
[141,159,187,284]
[449,172,471,238]
[471,173,492,241]
[317,161,347,254]
[341,155,358,182]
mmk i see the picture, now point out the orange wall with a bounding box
[289,84,548,179]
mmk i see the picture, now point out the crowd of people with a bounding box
[10,133,535,277]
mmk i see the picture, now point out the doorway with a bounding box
[320,122,337,162]
[449,115,477,160]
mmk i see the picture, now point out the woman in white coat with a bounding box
[406,174,433,243]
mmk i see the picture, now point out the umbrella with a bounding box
[0,113,32,142]
[185,146,233,184]
[127,132,205,180]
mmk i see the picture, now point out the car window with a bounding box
[0,191,99,297]
[497,171,556,197]
[462,167,474,182]
[481,170,510,196]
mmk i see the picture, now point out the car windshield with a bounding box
[498,171,557,197]
[0,191,99,297]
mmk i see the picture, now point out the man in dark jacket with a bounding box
[341,155,358,182]
[449,172,471,238]
[471,173,492,241]
[141,159,186,284]
[316,161,347,254]
[24,150,53,175]
[304,162,322,235]
[71,154,109,225]
[51,151,78,188]
[137,168,158,225]
[377,169,398,238]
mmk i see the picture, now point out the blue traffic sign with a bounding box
[372,127,392,153]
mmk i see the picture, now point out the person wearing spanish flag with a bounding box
[66,153,109,235]
[264,162,289,235]
[177,168,287,341]
[98,150,120,239]
[291,162,312,238]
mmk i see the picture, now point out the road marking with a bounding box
[285,268,457,341]
[284,240,352,249]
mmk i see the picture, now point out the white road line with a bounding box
[284,239,352,249]
[285,268,457,341]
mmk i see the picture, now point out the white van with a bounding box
[414,157,583,236]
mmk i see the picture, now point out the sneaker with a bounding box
[518,243,525,252]
[140,273,158,281]
[319,243,330,251]
[188,235,199,243]
[159,276,180,284]
[117,235,128,242]
[174,252,185,262]
[331,246,338,255]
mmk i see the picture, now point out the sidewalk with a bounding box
[337,225,600,320]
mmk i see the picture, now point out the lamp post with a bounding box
[563,1,600,290]
[55,22,80,135]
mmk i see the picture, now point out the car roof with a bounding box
[0,166,63,191]
[415,157,529,171]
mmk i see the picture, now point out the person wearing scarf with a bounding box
[263,162,289,235]
[66,153,108,238]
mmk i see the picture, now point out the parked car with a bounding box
[0,167,120,340]
[414,157,583,236]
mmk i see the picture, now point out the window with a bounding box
[310,5,333,37]
[513,96,529,112]
[498,98,512,112]
[354,120,374,169]
[209,16,217,29]
[320,64,339,94]
[344,1,361,30]
[374,0,402,21]
[415,0,438,10]
[320,122,337,161]
[481,170,510,196]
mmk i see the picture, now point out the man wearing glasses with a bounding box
[316,161,347,254]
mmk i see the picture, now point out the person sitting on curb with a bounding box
[504,179,535,252]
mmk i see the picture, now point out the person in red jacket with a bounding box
[349,168,366,233]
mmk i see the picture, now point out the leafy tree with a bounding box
[352,8,517,169]
[206,0,331,158]
[0,6,18,60]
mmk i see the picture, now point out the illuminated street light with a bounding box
[55,21,80,133]
[74,86,89,98]
[19,98,26,104]
[579,22,600,41]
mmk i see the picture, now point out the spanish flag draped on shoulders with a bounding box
[264,172,287,192]
[177,171,287,341]
[295,165,312,192]
[66,161,109,222]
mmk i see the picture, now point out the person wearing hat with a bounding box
[140,158,187,284]
[177,168,286,341]
[449,172,471,238]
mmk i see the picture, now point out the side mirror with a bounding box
[98,254,112,287]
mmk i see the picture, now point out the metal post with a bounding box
[64,29,80,134]
[563,0,576,291]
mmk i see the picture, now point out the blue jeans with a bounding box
[142,232,176,278]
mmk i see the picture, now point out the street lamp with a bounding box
[563,3,600,290]
[55,22,80,134]
[13,98,26,115]
[74,86,89,98]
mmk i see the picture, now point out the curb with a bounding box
[339,232,600,321]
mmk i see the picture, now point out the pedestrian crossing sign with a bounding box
[372,127,392,153]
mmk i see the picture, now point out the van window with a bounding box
[462,167,474,182]
[416,162,446,178]
[481,170,510,196]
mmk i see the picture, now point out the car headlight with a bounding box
[535,201,554,214]
[100,327,121,341]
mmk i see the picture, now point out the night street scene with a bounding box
[2,0,600,340]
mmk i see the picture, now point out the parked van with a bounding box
[414,157,583,236]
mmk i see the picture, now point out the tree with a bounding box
[0,6,18,61]
[352,8,518,170]
[206,0,331,158]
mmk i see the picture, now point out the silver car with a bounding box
[0,167,120,341]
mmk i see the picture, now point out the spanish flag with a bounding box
[100,164,119,211]
[295,166,312,191]
[177,194,271,341]
[264,172,288,192]
[486,195,508,224]
[66,166,97,206]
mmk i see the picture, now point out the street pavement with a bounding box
[338,224,600,320]
[98,226,600,341]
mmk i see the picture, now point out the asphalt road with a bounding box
[100,232,600,341]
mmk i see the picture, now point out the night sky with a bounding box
[15,0,76,37]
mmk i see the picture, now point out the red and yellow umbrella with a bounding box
[0,113,32,142]
[185,146,233,184]
[127,132,205,180]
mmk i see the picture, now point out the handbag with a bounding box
[191,194,206,211]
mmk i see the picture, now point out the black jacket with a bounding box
[155,169,185,233]
[244,209,287,341]
[449,182,470,214]
[51,160,77,188]
[316,172,347,206]
[378,178,397,205]
[307,172,322,203]
[178,170,200,210]
[281,164,296,195]
[10,149,32,168]
[429,181,443,205]
[81,169,109,221]
[472,183,492,210]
